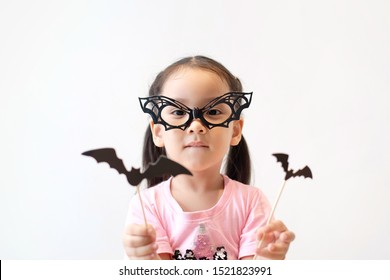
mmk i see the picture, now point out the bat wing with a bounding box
[292,166,313,179]
[82,148,128,175]
[272,153,289,173]
[142,155,192,180]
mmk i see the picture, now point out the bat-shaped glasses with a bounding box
[139,92,252,130]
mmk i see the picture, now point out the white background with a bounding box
[1,0,389,259]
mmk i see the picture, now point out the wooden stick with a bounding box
[253,179,287,260]
[137,185,148,228]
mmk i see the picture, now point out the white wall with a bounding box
[1,0,389,259]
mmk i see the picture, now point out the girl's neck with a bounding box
[171,170,224,193]
[170,170,225,212]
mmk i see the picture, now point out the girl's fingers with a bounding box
[125,242,158,259]
[280,231,295,243]
[257,220,285,239]
[123,223,158,259]
[257,221,295,245]
[257,231,278,248]
[265,220,288,233]
[125,224,155,236]
[123,233,154,248]
[268,241,289,254]
[256,242,289,260]
[255,221,295,260]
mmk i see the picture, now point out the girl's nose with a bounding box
[187,118,206,134]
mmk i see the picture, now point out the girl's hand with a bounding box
[123,223,159,260]
[254,220,295,260]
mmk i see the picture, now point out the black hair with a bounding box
[142,56,251,187]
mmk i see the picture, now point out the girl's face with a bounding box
[150,67,243,173]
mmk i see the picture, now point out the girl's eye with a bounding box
[207,109,221,116]
[172,110,186,116]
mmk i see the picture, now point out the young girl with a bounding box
[123,56,295,260]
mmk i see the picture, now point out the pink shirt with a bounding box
[125,175,271,260]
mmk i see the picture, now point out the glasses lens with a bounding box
[161,105,190,127]
[203,103,233,125]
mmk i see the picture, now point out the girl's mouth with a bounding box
[185,141,208,148]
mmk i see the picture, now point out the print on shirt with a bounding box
[173,247,228,260]
[172,223,228,260]
[213,246,228,260]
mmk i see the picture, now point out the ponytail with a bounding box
[225,135,251,185]
[142,126,167,188]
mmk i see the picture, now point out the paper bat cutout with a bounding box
[273,153,313,180]
[82,148,192,185]
[254,153,312,260]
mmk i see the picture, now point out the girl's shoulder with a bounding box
[142,177,171,195]
[223,175,265,197]
[224,175,261,190]
[223,175,270,211]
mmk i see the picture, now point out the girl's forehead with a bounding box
[161,68,230,102]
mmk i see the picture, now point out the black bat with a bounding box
[82,148,192,185]
[273,153,313,180]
